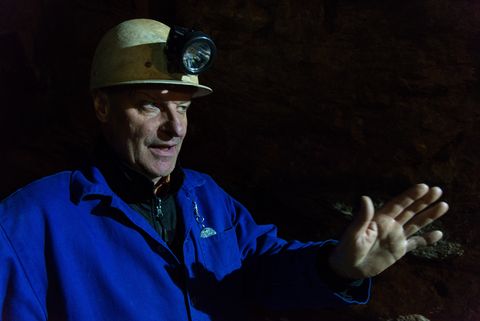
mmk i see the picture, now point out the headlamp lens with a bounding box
[166,26,216,75]
[182,40,213,74]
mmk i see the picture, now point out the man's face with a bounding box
[95,86,194,182]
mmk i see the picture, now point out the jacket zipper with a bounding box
[154,196,164,219]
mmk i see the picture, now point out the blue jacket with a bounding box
[0,166,370,321]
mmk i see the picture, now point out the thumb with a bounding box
[349,196,375,234]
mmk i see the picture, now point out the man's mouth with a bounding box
[149,144,177,157]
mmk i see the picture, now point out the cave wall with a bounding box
[1,1,478,320]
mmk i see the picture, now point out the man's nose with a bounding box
[158,104,186,137]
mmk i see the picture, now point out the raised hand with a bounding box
[328,184,449,279]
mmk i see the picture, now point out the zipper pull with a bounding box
[155,197,164,218]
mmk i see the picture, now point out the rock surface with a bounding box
[385,314,431,321]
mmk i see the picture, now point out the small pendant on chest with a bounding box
[192,201,217,238]
[200,227,217,238]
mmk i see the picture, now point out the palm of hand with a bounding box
[329,184,448,279]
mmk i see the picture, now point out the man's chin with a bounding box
[147,165,175,181]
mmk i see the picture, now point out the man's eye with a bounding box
[141,102,160,111]
[177,104,190,113]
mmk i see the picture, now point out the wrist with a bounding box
[317,244,364,290]
[327,244,368,280]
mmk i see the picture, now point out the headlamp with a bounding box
[165,25,216,75]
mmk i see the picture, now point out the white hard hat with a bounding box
[90,19,213,97]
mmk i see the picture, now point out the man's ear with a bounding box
[92,90,110,123]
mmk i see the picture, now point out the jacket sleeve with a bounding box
[0,224,46,321]
[229,197,371,309]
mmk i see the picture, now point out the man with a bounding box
[0,19,448,321]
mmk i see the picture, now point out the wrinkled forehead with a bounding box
[103,84,196,102]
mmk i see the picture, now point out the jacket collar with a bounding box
[70,165,206,205]
[70,165,208,259]
[70,166,114,204]
[178,168,206,194]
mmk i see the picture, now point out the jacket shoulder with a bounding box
[1,171,73,206]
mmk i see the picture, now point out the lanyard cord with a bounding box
[184,190,217,238]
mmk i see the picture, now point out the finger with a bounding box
[404,201,449,237]
[378,184,429,219]
[406,230,443,252]
[349,196,375,235]
[396,186,443,225]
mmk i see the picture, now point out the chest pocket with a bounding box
[199,227,242,279]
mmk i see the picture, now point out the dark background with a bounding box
[0,1,478,320]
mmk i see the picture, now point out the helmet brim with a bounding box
[92,79,213,98]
